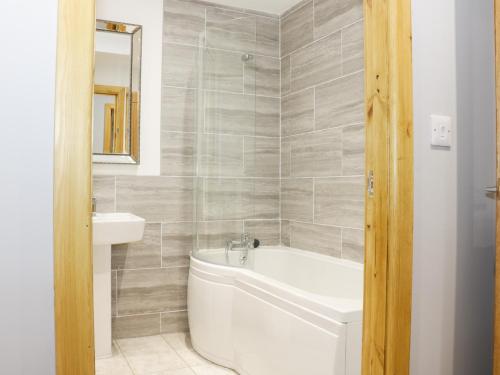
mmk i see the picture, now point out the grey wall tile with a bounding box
[342,124,365,175]
[204,178,279,220]
[341,20,364,74]
[93,176,115,213]
[314,177,364,228]
[256,16,279,58]
[290,31,341,92]
[161,311,189,334]
[281,56,291,96]
[162,222,194,267]
[116,177,193,222]
[162,87,197,133]
[200,134,244,177]
[161,131,196,176]
[289,221,341,257]
[281,88,315,137]
[198,220,244,249]
[314,0,363,39]
[112,223,162,270]
[163,43,201,88]
[281,1,314,56]
[112,314,161,339]
[204,48,244,92]
[205,92,279,137]
[342,228,364,263]
[205,92,255,135]
[315,71,364,129]
[281,139,291,177]
[244,137,280,178]
[281,220,291,246]
[244,220,280,246]
[164,0,206,46]
[245,56,280,97]
[281,178,314,221]
[290,128,342,177]
[116,267,189,315]
[206,7,256,54]
[255,96,281,136]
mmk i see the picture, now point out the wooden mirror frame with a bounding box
[53,0,414,373]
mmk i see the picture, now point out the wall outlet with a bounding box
[430,115,452,147]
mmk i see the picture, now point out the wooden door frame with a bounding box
[494,1,500,373]
[53,0,96,373]
[52,0,414,373]
[362,0,414,374]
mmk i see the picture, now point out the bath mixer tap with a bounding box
[225,234,252,264]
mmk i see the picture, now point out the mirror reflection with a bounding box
[93,20,142,164]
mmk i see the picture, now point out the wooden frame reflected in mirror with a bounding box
[94,84,127,154]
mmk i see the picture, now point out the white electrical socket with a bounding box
[430,115,452,147]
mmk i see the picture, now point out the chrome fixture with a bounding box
[241,53,253,62]
[225,234,252,264]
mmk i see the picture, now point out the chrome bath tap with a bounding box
[225,234,252,264]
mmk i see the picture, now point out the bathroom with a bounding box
[92,0,364,373]
[2,0,499,374]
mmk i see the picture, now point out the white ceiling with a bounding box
[208,0,304,15]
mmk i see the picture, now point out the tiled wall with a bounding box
[279,0,365,263]
[93,0,281,339]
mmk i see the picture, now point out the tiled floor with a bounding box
[96,333,237,375]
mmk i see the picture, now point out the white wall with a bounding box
[411,0,495,373]
[94,0,163,176]
[0,0,58,373]
[411,1,458,372]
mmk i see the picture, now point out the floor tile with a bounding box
[149,368,196,375]
[177,348,212,367]
[117,336,188,374]
[95,342,133,375]
[162,332,193,351]
[191,364,237,375]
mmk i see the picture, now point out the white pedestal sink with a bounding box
[92,213,145,359]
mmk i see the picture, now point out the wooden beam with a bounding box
[362,0,414,374]
[53,0,96,373]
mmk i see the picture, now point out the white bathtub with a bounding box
[188,246,363,375]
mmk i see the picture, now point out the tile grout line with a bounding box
[281,16,364,59]
[162,82,281,99]
[282,122,365,139]
[340,22,344,76]
[281,68,364,99]
[279,12,282,246]
[113,339,136,375]
[159,334,194,370]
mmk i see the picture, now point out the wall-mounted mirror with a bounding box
[93,20,142,164]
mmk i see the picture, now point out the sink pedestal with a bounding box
[93,244,112,359]
[92,213,145,359]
